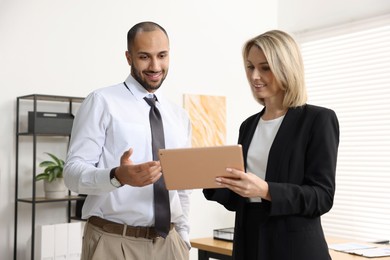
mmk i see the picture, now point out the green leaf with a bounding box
[36,153,64,182]
[39,161,56,168]
[45,152,64,167]
[35,173,49,181]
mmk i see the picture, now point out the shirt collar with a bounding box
[124,74,164,103]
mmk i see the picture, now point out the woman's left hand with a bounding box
[215,168,271,201]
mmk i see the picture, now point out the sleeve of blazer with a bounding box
[203,188,241,211]
[268,107,340,217]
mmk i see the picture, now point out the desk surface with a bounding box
[191,237,233,256]
[190,237,390,259]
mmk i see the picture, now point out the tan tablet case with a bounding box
[158,145,244,190]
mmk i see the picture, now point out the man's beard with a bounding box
[131,65,167,92]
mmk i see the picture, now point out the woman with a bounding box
[203,30,339,260]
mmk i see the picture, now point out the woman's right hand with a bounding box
[216,168,271,201]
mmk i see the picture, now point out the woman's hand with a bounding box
[216,168,271,201]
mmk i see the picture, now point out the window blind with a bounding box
[298,15,390,242]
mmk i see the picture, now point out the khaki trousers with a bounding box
[81,221,189,260]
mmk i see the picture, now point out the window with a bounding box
[298,14,390,241]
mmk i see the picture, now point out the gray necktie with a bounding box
[144,95,171,238]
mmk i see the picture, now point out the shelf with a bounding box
[18,132,71,136]
[18,195,86,203]
[70,216,87,222]
[18,94,85,103]
[14,94,85,260]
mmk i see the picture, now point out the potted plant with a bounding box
[36,152,67,198]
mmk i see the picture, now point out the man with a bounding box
[64,21,192,260]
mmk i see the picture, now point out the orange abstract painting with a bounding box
[183,94,226,147]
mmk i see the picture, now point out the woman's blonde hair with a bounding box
[242,30,307,108]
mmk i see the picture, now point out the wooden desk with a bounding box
[191,237,232,260]
[190,237,390,260]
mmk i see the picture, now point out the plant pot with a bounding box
[43,178,67,199]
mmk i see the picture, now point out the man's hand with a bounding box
[115,148,162,187]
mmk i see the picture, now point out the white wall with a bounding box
[0,1,277,259]
[278,0,390,33]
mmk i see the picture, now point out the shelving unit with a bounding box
[14,94,85,260]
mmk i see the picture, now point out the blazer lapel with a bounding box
[239,110,263,170]
[266,106,305,182]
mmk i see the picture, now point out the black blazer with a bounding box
[204,104,340,260]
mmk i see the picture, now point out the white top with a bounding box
[247,115,284,202]
[64,74,192,242]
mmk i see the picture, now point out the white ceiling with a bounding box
[278,0,390,33]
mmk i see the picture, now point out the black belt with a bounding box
[88,216,174,240]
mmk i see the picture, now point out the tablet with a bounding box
[158,145,244,190]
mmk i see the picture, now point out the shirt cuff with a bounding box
[96,168,118,191]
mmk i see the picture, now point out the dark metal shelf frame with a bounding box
[14,94,85,260]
